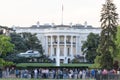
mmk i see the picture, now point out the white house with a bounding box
[14,22,101,64]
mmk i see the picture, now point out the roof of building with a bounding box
[15,24,100,29]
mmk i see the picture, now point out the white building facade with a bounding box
[14,24,101,64]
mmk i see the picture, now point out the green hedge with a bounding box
[16,63,93,68]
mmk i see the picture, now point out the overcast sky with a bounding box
[0,0,119,27]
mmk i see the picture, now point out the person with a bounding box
[0,68,2,78]
[69,69,73,78]
[102,69,108,75]
[63,68,68,79]
[117,70,120,74]
[45,68,49,78]
[91,69,95,78]
[34,69,38,79]
[68,70,72,79]
[82,69,86,79]
[6,68,9,78]
[74,69,78,79]
[78,70,82,79]
[49,69,53,79]
[15,69,20,78]
[102,69,108,80]
[57,69,62,79]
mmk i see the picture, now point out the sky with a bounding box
[0,0,119,27]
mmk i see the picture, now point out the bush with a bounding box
[71,58,80,63]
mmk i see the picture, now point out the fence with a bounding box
[96,74,120,80]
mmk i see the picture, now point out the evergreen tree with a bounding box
[99,0,118,70]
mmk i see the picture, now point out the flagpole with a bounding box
[61,4,63,25]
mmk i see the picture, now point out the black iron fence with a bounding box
[96,74,120,80]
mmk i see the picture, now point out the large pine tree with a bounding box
[99,0,118,70]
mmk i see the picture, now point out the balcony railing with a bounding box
[48,42,76,45]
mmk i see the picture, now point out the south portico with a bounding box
[44,33,79,64]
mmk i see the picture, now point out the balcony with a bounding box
[48,42,76,45]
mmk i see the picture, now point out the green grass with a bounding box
[0,78,95,80]
[16,63,93,68]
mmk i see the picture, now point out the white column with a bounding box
[64,35,67,63]
[79,36,83,56]
[76,36,78,55]
[78,36,80,55]
[70,36,73,58]
[45,36,48,56]
[56,35,60,66]
[50,35,53,58]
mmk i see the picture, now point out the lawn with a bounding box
[16,63,93,68]
[0,78,95,80]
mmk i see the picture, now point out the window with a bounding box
[73,37,76,42]
[54,48,56,56]
[73,37,76,44]
[81,40,85,44]
[60,36,64,43]
[67,48,70,56]
[53,36,57,43]
[66,36,71,44]
[60,48,64,56]
[48,37,50,44]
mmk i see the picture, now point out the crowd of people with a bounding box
[0,67,120,79]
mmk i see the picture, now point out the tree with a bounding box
[115,26,120,58]
[10,33,27,53]
[112,26,120,70]
[0,35,14,56]
[0,35,14,67]
[98,0,118,70]
[10,32,44,55]
[82,33,100,63]
[0,29,44,64]
[21,32,44,55]
[4,32,45,63]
